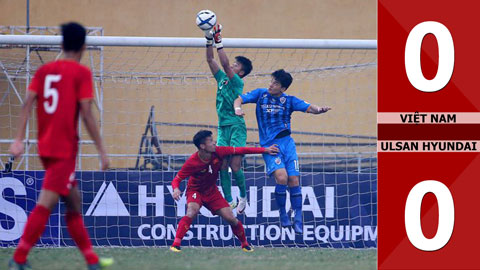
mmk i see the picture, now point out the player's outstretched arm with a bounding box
[205,29,220,76]
[80,100,109,170]
[234,88,264,115]
[263,145,280,155]
[9,92,36,158]
[213,24,235,79]
[216,145,279,157]
[306,104,332,115]
[233,96,245,116]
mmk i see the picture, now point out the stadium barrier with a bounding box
[0,171,376,248]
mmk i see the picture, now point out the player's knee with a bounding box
[37,190,60,211]
[64,192,82,213]
[186,210,199,219]
[229,219,238,227]
[276,178,288,185]
[65,201,82,214]
[275,174,288,185]
[219,208,237,225]
[221,159,229,170]
[37,201,57,212]
[226,216,238,226]
[288,176,300,187]
[230,163,241,172]
[186,205,200,218]
[230,156,242,172]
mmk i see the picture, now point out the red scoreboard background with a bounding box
[378,0,480,269]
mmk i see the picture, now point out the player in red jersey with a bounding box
[8,22,112,270]
[170,130,279,252]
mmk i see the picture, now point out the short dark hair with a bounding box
[271,69,293,90]
[193,130,213,149]
[235,56,252,78]
[61,22,86,52]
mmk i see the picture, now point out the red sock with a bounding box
[13,205,50,264]
[231,220,249,247]
[66,211,99,265]
[173,216,192,247]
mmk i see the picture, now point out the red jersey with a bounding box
[172,146,266,194]
[28,60,94,158]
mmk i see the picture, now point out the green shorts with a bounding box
[217,123,247,147]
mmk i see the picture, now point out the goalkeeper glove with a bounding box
[212,24,223,49]
[204,29,213,47]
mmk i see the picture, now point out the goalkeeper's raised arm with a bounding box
[212,24,252,80]
[212,24,234,79]
[204,27,220,76]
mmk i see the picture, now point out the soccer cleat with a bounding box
[228,200,237,209]
[293,210,303,234]
[88,258,114,270]
[8,259,31,270]
[293,221,303,234]
[279,211,292,227]
[242,245,254,252]
[237,197,247,214]
[170,245,182,252]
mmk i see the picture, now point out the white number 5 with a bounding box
[43,74,61,114]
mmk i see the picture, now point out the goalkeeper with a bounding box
[233,69,331,234]
[203,23,253,213]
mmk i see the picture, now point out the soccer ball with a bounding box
[196,10,217,31]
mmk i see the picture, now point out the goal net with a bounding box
[0,27,377,248]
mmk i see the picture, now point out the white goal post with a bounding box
[0,35,376,49]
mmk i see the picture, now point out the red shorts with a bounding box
[40,156,77,196]
[186,188,230,215]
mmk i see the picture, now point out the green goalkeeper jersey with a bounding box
[214,70,246,127]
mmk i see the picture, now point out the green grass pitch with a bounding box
[0,247,376,270]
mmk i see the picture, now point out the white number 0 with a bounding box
[405,180,454,251]
[405,21,454,92]
[43,74,61,114]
